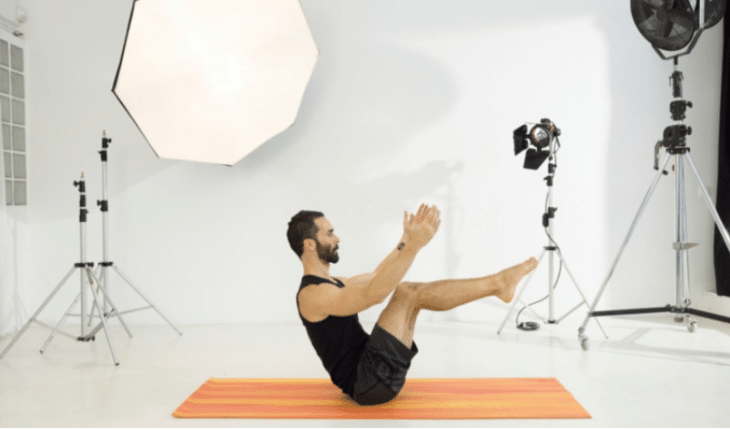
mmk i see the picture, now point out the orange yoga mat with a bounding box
[173,378,591,420]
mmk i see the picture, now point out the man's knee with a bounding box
[393,282,422,304]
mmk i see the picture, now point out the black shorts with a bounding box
[351,324,418,406]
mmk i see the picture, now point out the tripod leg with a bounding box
[87,265,102,328]
[497,249,546,334]
[85,269,119,365]
[86,269,133,339]
[578,153,673,340]
[685,152,730,253]
[112,265,183,335]
[556,253,609,339]
[40,292,82,354]
[0,267,77,359]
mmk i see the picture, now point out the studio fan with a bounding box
[631,0,726,55]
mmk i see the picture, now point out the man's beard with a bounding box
[316,239,339,264]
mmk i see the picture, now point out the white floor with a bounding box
[1,312,729,427]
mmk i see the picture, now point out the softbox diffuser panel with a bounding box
[112,0,319,165]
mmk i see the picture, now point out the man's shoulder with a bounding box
[298,278,342,323]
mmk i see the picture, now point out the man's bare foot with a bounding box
[496,257,538,303]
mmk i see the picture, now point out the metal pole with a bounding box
[675,155,689,307]
[0,267,76,359]
[547,183,555,323]
[79,176,88,337]
[554,252,608,339]
[113,266,183,335]
[578,153,673,335]
[40,293,81,353]
[546,135,557,323]
[100,134,111,314]
[85,268,119,366]
[685,152,730,252]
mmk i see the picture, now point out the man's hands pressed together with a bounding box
[403,204,441,251]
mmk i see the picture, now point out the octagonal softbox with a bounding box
[112,0,319,165]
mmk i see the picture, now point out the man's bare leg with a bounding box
[416,257,538,311]
[375,257,538,348]
[376,287,421,349]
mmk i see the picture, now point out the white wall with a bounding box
[0,0,728,335]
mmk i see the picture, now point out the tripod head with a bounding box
[654,60,694,171]
[102,130,112,149]
[99,131,112,162]
[73,173,85,193]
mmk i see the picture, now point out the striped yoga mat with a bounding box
[173,378,591,419]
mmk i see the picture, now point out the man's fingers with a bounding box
[426,205,440,224]
[410,204,443,228]
[416,203,427,220]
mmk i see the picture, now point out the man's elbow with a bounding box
[361,289,386,308]
[369,290,391,306]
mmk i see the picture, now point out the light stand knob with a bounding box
[102,131,112,149]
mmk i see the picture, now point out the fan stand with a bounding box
[577,59,730,350]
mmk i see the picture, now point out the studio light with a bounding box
[501,119,602,336]
[513,119,560,170]
[112,0,319,165]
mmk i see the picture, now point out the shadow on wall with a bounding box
[226,0,611,279]
[339,160,465,278]
[233,37,457,173]
[238,35,464,273]
[234,38,461,209]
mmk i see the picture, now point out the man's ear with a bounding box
[303,238,316,252]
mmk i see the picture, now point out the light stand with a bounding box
[0,174,122,365]
[578,60,730,350]
[91,132,182,336]
[498,135,607,336]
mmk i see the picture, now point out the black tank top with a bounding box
[297,275,369,397]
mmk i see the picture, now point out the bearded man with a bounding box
[287,204,537,406]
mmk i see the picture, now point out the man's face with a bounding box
[313,217,340,264]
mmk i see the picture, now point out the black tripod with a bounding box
[578,60,730,350]
[0,174,123,365]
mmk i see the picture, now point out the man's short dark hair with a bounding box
[287,210,324,258]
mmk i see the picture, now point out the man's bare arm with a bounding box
[338,231,408,290]
[302,205,441,319]
[355,204,441,304]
